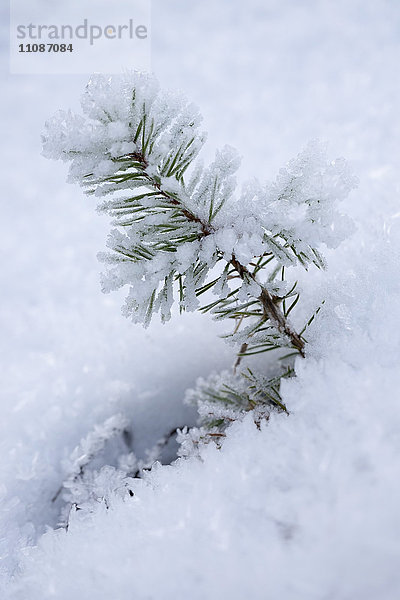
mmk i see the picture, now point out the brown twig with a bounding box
[230,256,305,357]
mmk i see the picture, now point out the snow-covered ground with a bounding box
[1,1,400,598]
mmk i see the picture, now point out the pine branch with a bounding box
[43,74,355,340]
[109,149,305,356]
[43,73,356,453]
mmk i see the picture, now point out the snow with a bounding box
[8,255,400,598]
[2,0,400,598]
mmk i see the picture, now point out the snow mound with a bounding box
[8,234,400,599]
